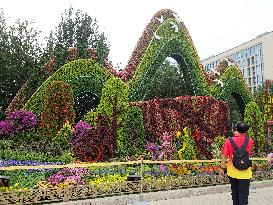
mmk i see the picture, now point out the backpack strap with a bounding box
[229,137,249,150]
[241,137,249,149]
[229,137,238,151]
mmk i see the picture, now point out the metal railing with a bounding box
[0,158,271,204]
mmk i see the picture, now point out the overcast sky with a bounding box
[1,0,273,69]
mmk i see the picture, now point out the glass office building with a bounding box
[202,31,273,92]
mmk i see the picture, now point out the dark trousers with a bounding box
[228,176,250,205]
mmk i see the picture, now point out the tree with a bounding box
[42,6,110,70]
[144,58,191,100]
[0,9,42,111]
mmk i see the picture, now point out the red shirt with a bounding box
[222,132,254,158]
[222,132,254,179]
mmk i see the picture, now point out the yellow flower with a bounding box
[176,131,182,138]
[183,127,188,135]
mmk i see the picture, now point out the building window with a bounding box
[251,56,255,65]
[252,66,256,76]
[248,77,252,86]
[247,68,250,76]
[253,76,256,86]
[247,58,250,67]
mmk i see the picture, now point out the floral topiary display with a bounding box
[131,96,229,159]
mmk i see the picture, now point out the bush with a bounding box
[211,135,226,159]
[0,107,5,121]
[0,140,73,163]
[53,121,73,150]
[82,109,97,126]
[71,121,100,161]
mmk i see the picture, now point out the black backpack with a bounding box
[229,137,252,170]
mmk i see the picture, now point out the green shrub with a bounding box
[82,109,97,126]
[118,106,146,156]
[97,77,129,158]
[53,121,73,150]
[244,101,265,154]
[211,135,226,159]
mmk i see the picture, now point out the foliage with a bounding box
[211,135,226,159]
[244,101,265,154]
[0,110,38,137]
[118,106,146,156]
[38,81,75,138]
[210,66,253,119]
[4,81,32,114]
[97,77,129,121]
[82,109,97,126]
[71,120,101,162]
[263,80,273,122]
[0,107,5,121]
[0,9,42,111]
[176,128,196,160]
[25,59,113,115]
[53,121,73,150]
[0,139,73,163]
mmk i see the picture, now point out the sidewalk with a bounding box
[147,186,273,205]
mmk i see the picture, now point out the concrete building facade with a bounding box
[202,31,273,92]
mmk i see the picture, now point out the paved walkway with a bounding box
[146,186,273,205]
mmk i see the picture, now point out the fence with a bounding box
[0,158,272,204]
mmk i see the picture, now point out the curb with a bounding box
[53,180,273,205]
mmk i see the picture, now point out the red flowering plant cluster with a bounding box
[131,96,230,159]
[38,81,75,138]
[71,120,102,162]
[71,115,120,162]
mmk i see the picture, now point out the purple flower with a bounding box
[47,168,89,186]
[0,159,63,173]
[71,120,95,152]
[7,110,39,132]
[0,120,13,136]
[0,110,39,136]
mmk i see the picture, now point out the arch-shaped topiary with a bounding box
[24,59,113,115]
[128,18,208,101]
[210,66,254,118]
